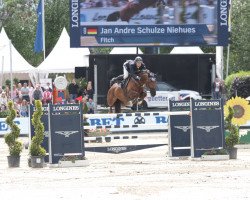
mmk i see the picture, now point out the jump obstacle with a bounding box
[29,99,225,164]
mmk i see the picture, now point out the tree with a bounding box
[0,0,69,66]
[0,0,40,65]
[229,0,250,73]
[44,0,69,56]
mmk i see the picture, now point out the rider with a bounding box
[122,56,146,87]
[109,56,147,88]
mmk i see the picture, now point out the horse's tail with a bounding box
[114,99,121,113]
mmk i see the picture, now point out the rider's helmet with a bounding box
[134,56,143,63]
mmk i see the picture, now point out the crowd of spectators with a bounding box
[0,78,96,117]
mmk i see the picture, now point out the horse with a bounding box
[107,70,157,113]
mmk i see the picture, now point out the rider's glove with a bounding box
[135,76,140,80]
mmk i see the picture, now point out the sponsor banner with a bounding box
[217,0,230,45]
[86,114,169,132]
[0,117,30,136]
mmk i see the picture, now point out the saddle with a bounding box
[110,74,132,89]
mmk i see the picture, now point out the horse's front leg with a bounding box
[139,90,147,100]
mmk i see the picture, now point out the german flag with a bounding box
[87,28,98,35]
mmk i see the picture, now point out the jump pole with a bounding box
[83,111,190,118]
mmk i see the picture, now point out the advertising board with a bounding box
[70,0,229,47]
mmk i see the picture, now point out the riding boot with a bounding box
[121,79,125,88]
[117,75,124,83]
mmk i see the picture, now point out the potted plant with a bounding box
[29,100,46,168]
[4,101,22,167]
[225,106,239,159]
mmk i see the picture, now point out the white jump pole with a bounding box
[83,111,190,118]
[83,124,168,130]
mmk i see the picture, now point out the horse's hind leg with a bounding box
[115,88,130,106]
[107,86,118,108]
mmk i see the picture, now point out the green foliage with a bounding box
[224,71,250,98]
[225,107,239,149]
[29,100,46,156]
[0,110,10,118]
[5,79,11,87]
[83,104,88,114]
[90,47,112,54]
[45,0,69,56]
[203,148,228,155]
[13,78,19,85]
[229,0,250,73]
[0,0,69,67]
[60,155,85,162]
[4,101,22,156]
[76,77,87,91]
[0,0,249,72]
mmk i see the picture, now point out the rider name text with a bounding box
[99,26,196,35]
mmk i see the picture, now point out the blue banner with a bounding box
[34,0,44,53]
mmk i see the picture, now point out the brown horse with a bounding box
[107,70,157,113]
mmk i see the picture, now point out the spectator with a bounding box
[42,87,52,105]
[5,85,10,100]
[42,82,53,92]
[13,102,20,117]
[212,78,223,99]
[17,83,22,100]
[28,81,34,103]
[68,79,79,102]
[86,98,95,114]
[11,85,18,102]
[20,99,29,117]
[0,92,8,109]
[32,84,43,103]
[21,82,30,102]
[86,81,94,99]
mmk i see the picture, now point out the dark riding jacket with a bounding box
[124,60,146,79]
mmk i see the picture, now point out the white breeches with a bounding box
[123,65,129,79]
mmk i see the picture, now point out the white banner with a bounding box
[86,113,169,132]
[0,117,30,136]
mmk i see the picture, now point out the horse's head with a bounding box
[138,70,149,85]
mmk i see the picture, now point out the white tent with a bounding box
[110,47,143,54]
[0,28,36,73]
[37,28,90,73]
[170,46,204,54]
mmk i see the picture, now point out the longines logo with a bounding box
[174,126,190,132]
[197,126,219,132]
[55,131,79,137]
[107,146,127,153]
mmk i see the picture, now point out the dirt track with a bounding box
[0,135,250,200]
